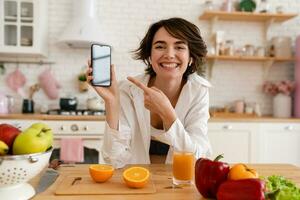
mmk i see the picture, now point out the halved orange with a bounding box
[123,166,150,188]
[89,164,114,183]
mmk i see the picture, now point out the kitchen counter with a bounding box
[30,164,300,200]
[210,116,300,123]
[0,113,106,121]
[1,113,300,122]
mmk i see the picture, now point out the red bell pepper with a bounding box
[217,178,266,200]
[195,154,230,198]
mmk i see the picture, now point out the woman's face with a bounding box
[150,27,190,80]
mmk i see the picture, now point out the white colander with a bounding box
[0,148,53,200]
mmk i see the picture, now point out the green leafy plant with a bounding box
[263,175,300,200]
[78,73,87,82]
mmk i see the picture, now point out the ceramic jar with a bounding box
[273,93,292,118]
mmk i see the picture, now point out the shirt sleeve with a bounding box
[101,86,134,169]
[152,87,212,159]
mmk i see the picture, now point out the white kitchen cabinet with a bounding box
[0,119,105,163]
[207,122,259,163]
[258,123,300,166]
[0,0,48,58]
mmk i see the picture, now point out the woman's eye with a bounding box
[154,45,164,49]
[176,46,186,50]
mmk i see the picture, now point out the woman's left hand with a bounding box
[127,76,177,129]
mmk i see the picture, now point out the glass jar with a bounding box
[255,46,265,57]
[258,0,270,13]
[224,40,234,56]
[244,44,255,56]
[204,0,214,11]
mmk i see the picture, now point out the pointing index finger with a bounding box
[127,76,151,93]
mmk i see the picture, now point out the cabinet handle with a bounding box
[223,125,233,130]
[284,126,293,131]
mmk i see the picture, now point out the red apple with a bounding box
[0,124,21,148]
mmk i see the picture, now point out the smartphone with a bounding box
[91,44,111,87]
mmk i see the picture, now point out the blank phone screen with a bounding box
[92,44,111,86]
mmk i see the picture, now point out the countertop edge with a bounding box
[1,114,300,122]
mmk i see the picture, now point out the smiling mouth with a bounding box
[160,63,179,69]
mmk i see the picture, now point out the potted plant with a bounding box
[263,80,295,118]
[78,73,88,92]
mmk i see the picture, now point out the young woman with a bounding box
[87,17,212,168]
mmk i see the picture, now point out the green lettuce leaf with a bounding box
[265,175,300,200]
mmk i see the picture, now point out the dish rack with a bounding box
[0,148,53,200]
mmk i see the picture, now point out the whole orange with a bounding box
[89,164,114,183]
[123,167,150,188]
[228,163,258,180]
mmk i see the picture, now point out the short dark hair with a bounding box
[133,17,207,78]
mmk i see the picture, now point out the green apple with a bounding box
[12,122,53,155]
[30,122,53,149]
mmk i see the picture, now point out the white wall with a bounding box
[0,0,299,115]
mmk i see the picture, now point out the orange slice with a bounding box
[123,166,150,188]
[89,164,114,183]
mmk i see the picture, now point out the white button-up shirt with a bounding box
[101,73,212,168]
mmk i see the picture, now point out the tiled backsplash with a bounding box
[0,0,298,115]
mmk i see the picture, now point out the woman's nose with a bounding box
[164,47,175,59]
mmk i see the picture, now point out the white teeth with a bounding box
[161,63,178,68]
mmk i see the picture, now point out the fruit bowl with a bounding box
[0,147,53,200]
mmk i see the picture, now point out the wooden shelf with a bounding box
[200,11,297,80]
[206,55,295,62]
[199,11,297,22]
[205,55,295,79]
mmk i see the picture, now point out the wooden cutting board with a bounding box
[55,172,156,195]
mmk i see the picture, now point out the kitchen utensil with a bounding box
[22,99,34,113]
[36,168,59,194]
[0,148,53,200]
[29,83,40,100]
[59,97,78,111]
[39,68,60,100]
[86,97,104,110]
[55,172,156,195]
[6,68,26,92]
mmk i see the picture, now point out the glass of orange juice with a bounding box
[172,151,195,185]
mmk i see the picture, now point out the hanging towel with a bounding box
[60,138,84,163]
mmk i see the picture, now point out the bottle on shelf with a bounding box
[258,0,270,13]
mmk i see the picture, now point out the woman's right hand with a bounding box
[86,60,119,103]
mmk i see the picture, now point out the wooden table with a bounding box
[31,164,300,200]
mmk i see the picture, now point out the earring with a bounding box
[188,59,193,66]
[149,58,152,65]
